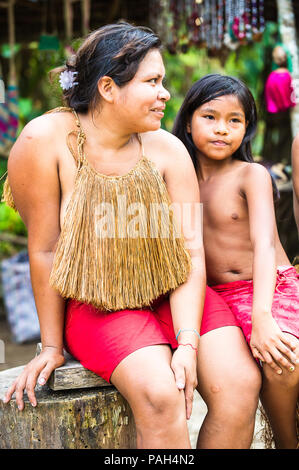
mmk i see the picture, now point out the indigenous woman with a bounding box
[2,22,204,449]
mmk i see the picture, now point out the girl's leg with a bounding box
[196,326,261,449]
[110,344,191,449]
[260,333,299,449]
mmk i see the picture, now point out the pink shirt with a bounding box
[265,70,296,113]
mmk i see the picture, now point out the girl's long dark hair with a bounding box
[172,73,278,198]
[172,74,257,172]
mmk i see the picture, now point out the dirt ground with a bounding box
[0,313,37,372]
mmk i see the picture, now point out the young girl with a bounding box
[173,74,299,449]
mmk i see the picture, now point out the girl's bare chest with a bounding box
[200,180,248,225]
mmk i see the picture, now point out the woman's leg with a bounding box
[110,344,191,449]
[196,326,261,449]
[260,333,299,449]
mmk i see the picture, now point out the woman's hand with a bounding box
[250,314,298,374]
[170,345,198,420]
[2,346,65,410]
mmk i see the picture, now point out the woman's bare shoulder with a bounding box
[14,110,71,143]
[9,110,72,166]
[141,128,192,164]
[7,111,72,224]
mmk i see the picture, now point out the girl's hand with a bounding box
[170,345,198,420]
[2,347,65,410]
[250,315,298,374]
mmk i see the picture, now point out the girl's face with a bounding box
[188,94,247,162]
[114,48,170,133]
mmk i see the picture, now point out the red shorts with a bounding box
[64,286,237,383]
[211,266,299,344]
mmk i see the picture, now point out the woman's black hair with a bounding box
[51,21,162,113]
[172,74,257,171]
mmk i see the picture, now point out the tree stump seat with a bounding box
[0,344,136,449]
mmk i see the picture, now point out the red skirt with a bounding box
[64,286,237,383]
[211,266,299,345]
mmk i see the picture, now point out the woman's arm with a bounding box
[291,134,299,234]
[243,163,297,373]
[160,132,206,419]
[3,117,66,409]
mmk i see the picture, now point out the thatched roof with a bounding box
[0,1,298,47]
[0,0,150,44]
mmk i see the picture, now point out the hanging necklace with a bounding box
[149,0,266,54]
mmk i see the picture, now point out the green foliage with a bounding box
[161,47,224,131]
[0,158,7,195]
[162,22,279,159]
[0,158,27,256]
[0,240,19,259]
[0,203,27,235]
[17,41,68,118]
[0,40,75,257]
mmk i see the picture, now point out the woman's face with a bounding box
[114,48,170,133]
[188,94,247,162]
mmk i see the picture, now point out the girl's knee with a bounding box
[240,364,262,397]
[206,366,261,420]
[217,364,261,401]
[262,363,299,389]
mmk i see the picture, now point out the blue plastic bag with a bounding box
[1,250,40,343]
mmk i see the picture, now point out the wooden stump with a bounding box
[35,343,109,391]
[0,366,137,449]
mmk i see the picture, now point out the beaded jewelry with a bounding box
[178,343,198,353]
[176,328,201,341]
[150,0,266,53]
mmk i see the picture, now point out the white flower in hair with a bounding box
[59,70,78,90]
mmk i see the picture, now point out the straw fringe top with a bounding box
[2,107,192,311]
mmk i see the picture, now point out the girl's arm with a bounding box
[291,135,299,234]
[162,132,206,420]
[3,117,66,410]
[243,163,297,373]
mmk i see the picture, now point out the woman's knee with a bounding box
[111,345,186,422]
[130,376,190,448]
[110,346,191,448]
[135,379,185,420]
